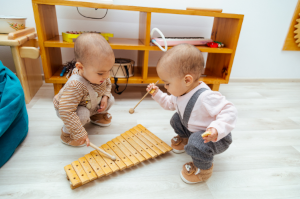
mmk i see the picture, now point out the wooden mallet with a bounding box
[129,80,159,114]
[89,142,116,161]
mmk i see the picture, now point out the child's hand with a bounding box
[146,83,159,96]
[203,127,218,143]
[97,96,108,113]
[75,135,90,147]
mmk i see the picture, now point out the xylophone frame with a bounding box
[64,124,173,189]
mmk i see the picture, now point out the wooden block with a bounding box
[133,126,168,154]
[116,136,146,163]
[8,27,35,40]
[107,141,134,168]
[78,157,97,181]
[112,138,140,165]
[64,164,82,187]
[98,147,120,173]
[101,143,127,171]
[130,128,163,156]
[71,161,90,185]
[121,131,153,159]
[137,124,173,152]
[19,47,40,59]
[84,154,105,178]
[90,150,113,176]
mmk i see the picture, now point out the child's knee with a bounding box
[170,113,181,128]
[76,106,91,125]
[103,94,115,112]
[185,131,212,154]
[108,94,115,106]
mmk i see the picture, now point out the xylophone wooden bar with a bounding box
[137,124,173,151]
[64,165,81,186]
[101,144,127,170]
[84,154,106,178]
[71,161,90,185]
[121,131,152,159]
[90,150,113,175]
[130,127,163,155]
[111,138,140,165]
[107,141,134,168]
[78,157,98,181]
[64,124,172,189]
[115,135,146,163]
[133,126,168,153]
[124,131,158,158]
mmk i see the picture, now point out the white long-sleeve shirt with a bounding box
[152,82,237,141]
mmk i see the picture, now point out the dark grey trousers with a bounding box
[170,112,232,169]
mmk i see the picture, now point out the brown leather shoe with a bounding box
[180,162,213,184]
[60,128,85,147]
[90,113,112,127]
[171,135,188,154]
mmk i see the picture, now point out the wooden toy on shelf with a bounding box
[64,124,172,189]
[62,31,113,43]
[207,41,224,48]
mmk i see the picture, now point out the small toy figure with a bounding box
[207,41,224,48]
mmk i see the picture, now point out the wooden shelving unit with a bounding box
[32,0,244,94]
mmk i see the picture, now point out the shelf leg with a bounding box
[208,84,220,91]
[11,46,31,103]
[53,83,63,95]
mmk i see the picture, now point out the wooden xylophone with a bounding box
[64,124,172,189]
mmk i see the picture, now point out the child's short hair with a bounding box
[74,33,113,65]
[157,43,204,80]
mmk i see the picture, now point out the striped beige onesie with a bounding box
[53,68,113,140]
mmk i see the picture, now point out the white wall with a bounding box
[0,0,299,78]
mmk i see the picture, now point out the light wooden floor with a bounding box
[1,82,300,199]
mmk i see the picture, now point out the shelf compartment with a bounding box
[46,66,143,84]
[44,36,147,50]
[44,36,233,54]
[33,0,243,19]
[144,67,227,84]
[147,45,233,54]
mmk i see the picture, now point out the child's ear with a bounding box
[184,74,194,86]
[75,62,84,71]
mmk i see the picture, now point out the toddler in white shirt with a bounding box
[147,43,237,184]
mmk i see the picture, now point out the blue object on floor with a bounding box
[0,61,28,168]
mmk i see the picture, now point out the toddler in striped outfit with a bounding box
[147,44,237,183]
[53,33,115,147]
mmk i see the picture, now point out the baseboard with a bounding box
[41,74,300,83]
[229,78,300,83]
